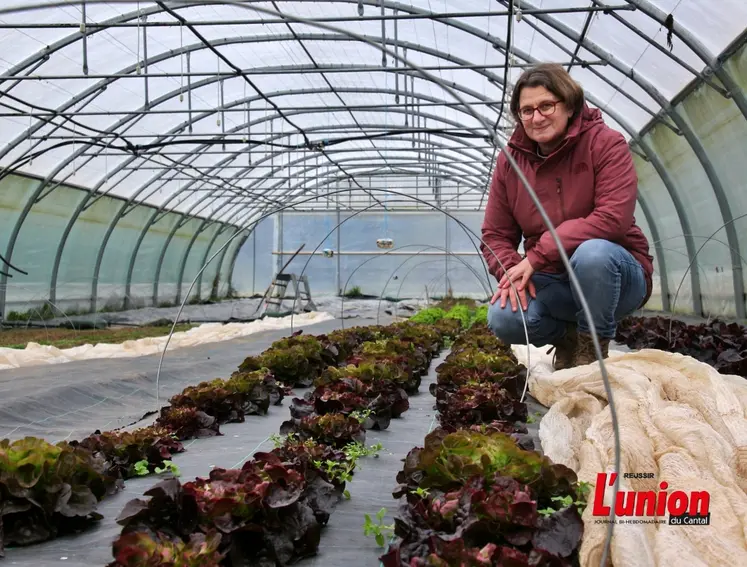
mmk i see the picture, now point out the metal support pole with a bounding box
[142,13,149,108]
[225,232,251,298]
[186,51,192,132]
[635,192,671,312]
[195,225,232,299]
[277,211,284,275]
[81,1,88,75]
[252,226,257,295]
[444,213,449,297]
[175,220,210,304]
[336,206,342,294]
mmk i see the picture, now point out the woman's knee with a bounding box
[570,239,620,270]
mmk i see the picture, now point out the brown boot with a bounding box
[547,323,578,371]
[575,332,610,366]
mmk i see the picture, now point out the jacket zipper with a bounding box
[556,177,566,220]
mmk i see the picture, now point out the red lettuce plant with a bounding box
[384,432,586,567]
[289,378,409,430]
[73,426,185,480]
[393,429,577,506]
[111,442,345,567]
[434,350,526,395]
[616,315,747,376]
[435,383,528,431]
[156,407,221,441]
[236,332,340,388]
[279,413,366,448]
[108,529,224,567]
[169,370,283,424]
[0,437,121,554]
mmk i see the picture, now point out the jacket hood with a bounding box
[508,103,604,154]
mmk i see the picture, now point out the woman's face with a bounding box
[517,86,573,149]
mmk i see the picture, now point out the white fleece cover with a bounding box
[511,344,747,567]
[0,311,335,371]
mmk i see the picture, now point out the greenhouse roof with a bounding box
[0,0,745,223]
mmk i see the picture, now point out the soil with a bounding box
[0,324,195,350]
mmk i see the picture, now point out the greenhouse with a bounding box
[0,1,746,566]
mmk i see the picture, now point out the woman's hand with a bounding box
[490,258,537,312]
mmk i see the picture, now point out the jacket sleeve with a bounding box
[525,131,637,272]
[481,155,523,280]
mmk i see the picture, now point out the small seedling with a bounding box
[132,459,181,477]
[154,460,180,476]
[133,460,150,476]
[350,409,373,424]
[538,490,588,517]
[363,507,395,548]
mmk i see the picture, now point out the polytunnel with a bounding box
[0,1,746,567]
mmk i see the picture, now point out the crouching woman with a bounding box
[480,63,654,369]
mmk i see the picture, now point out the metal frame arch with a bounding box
[141,132,490,308]
[175,220,228,304]
[90,121,491,313]
[0,1,724,316]
[46,69,506,308]
[3,34,507,276]
[192,223,240,303]
[4,7,651,187]
[227,164,488,228]
[632,137,703,315]
[5,31,508,183]
[64,90,495,309]
[153,156,486,305]
[511,0,745,317]
[211,177,494,301]
[65,75,502,225]
[130,113,496,244]
[624,0,747,119]
[634,191,670,311]
[198,163,487,244]
[3,21,638,217]
[223,231,252,300]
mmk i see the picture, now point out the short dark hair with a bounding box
[510,63,585,121]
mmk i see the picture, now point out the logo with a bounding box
[591,473,711,526]
[573,162,590,174]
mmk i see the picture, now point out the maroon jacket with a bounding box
[480,104,654,305]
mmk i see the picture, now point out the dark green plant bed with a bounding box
[0,317,455,562]
[380,323,588,566]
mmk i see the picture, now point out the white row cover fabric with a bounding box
[518,344,747,567]
[0,1,744,219]
[0,310,334,370]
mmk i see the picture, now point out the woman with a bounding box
[481,63,654,370]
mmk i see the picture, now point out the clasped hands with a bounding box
[490,257,536,312]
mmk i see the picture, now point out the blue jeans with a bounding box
[487,239,647,346]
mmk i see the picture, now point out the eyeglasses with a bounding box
[518,100,560,121]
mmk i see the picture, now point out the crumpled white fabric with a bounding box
[0,311,335,370]
[511,344,747,567]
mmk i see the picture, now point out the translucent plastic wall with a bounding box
[233,211,490,300]
[631,42,747,318]
[0,173,238,318]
